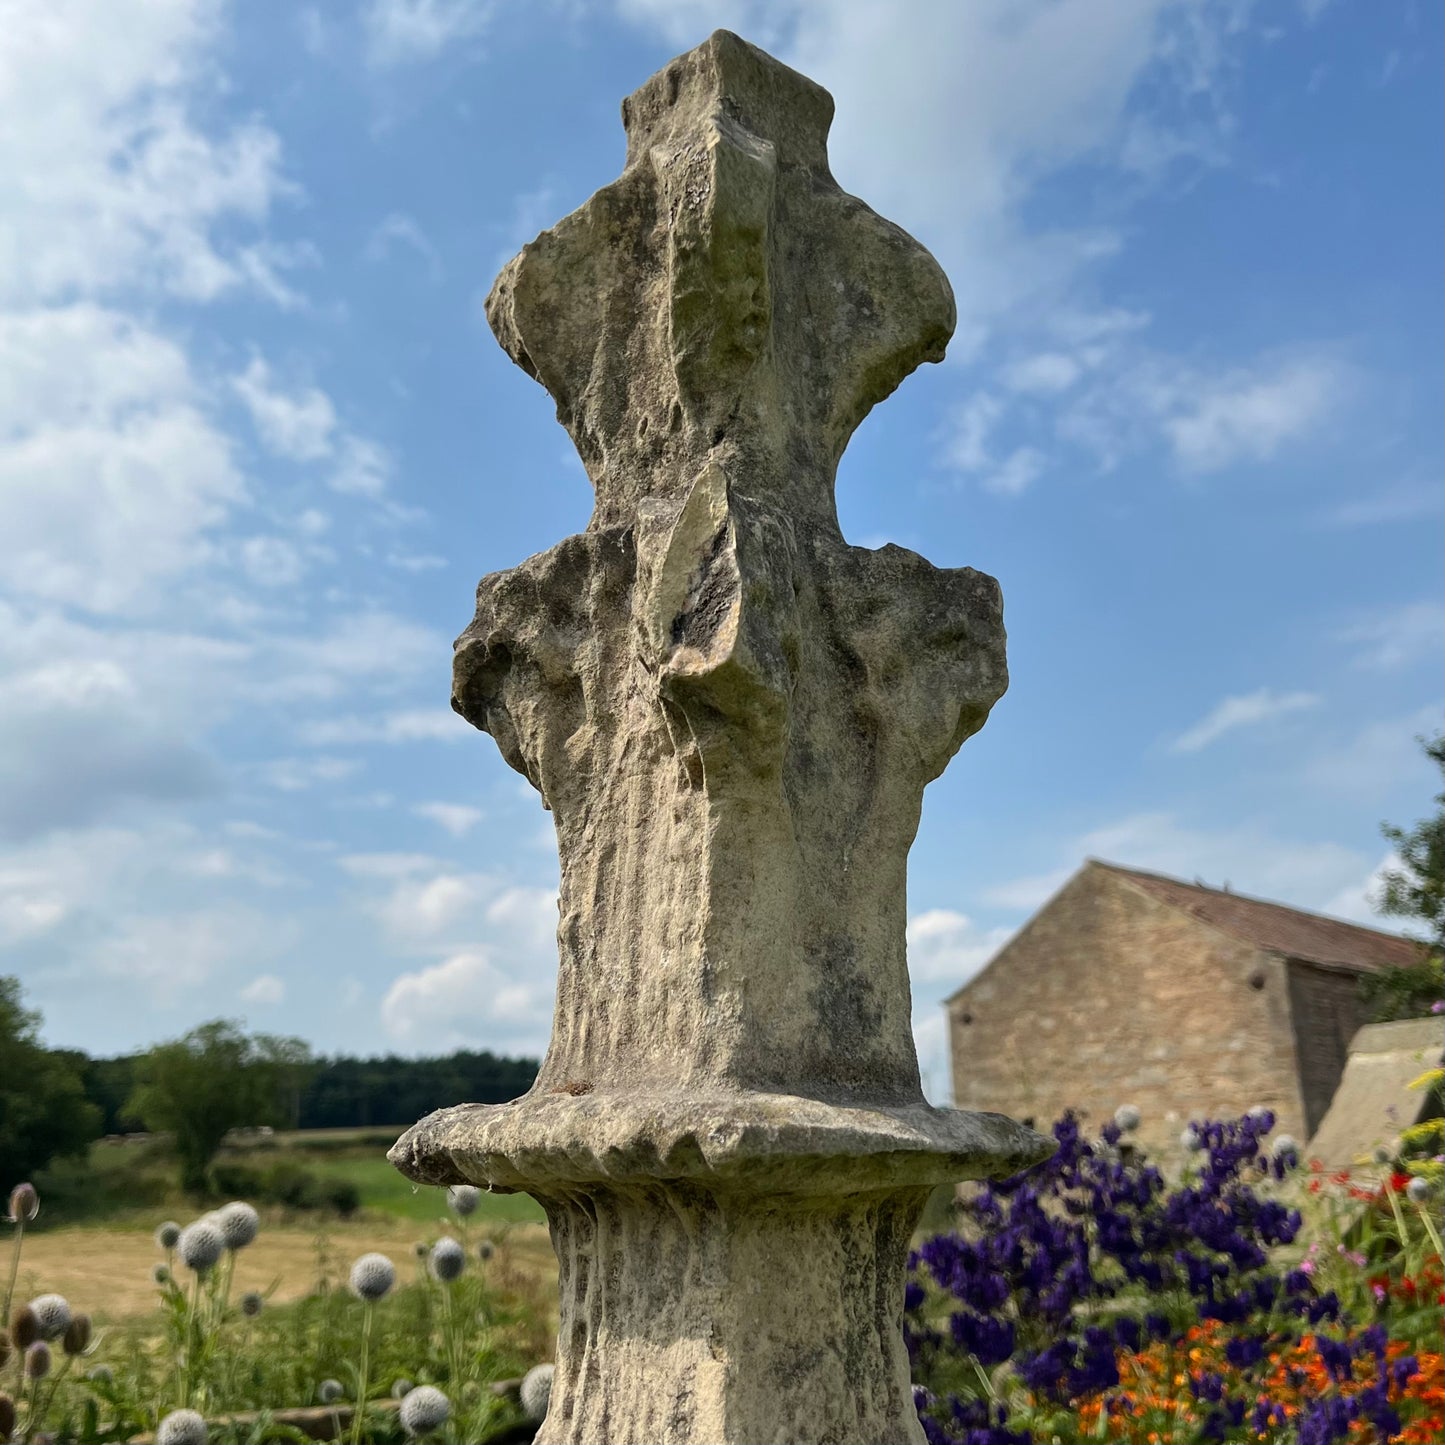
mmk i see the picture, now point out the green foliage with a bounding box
[34,1228,542,1445]
[126,1022,314,1194]
[1358,952,1445,1023]
[0,976,102,1191]
[210,1161,361,1217]
[295,1052,539,1130]
[1376,731,1445,950]
[1361,732,1445,1023]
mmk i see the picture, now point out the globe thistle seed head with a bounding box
[24,1341,51,1380]
[391,1378,415,1400]
[520,1363,555,1422]
[239,1290,264,1318]
[1180,1127,1204,1153]
[86,1364,114,1385]
[28,1295,70,1342]
[447,1184,480,1217]
[10,1307,39,1350]
[1372,1143,1394,1165]
[1271,1135,1299,1167]
[216,1201,260,1250]
[156,1408,208,1445]
[348,1252,395,1302]
[398,1383,450,1436]
[154,1221,181,1250]
[412,1240,428,1258]
[1113,1104,1142,1133]
[1406,1175,1435,1204]
[477,1239,495,1262]
[152,1264,171,1285]
[6,1183,38,1223]
[317,1379,344,1405]
[1245,1106,1275,1128]
[428,1236,465,1283]
[178,1220,225,1274]
[0,1394,13,1443]
[62,1313,92,1355]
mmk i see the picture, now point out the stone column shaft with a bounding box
[390,29,1052,1444]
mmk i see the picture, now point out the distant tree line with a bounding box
[64,1042,539,1138]
[1,992,539,1194]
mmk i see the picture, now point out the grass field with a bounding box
[34,1129,546,1227]
[16,1214,558,1326]
[305,1154,545,1223]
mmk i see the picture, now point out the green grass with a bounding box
[33,1131,546,1228]
[303,1154,545,1224]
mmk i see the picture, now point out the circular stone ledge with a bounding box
[388,1089,1054,1197]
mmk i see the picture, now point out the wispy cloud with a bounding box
[233,357,337,461]
[1339,602,1443,671]
[362,0,496,68]
[413,802,483,836]
[1320,479,1443,528]
[364,212,443,281]
[300,709,470,745]
[1170,688,1320,754]
[1164,357,1349,472]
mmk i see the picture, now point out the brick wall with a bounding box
[948,864,1309,1148]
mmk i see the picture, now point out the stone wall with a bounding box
[948,863,1310,1147]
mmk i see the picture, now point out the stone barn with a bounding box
[946,859,1429,1147]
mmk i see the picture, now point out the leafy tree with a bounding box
[126,1020,314,1193]
[1362,732,1445,1023]
[0,977,102,1191]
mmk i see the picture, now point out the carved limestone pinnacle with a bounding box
[390,29,1053,1444]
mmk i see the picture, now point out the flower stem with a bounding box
[2,1218,24,1333]
[351,1300,375,1445]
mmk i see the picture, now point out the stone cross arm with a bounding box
[485,28,957,529]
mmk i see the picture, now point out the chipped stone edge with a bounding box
[388,1091,1055,1197]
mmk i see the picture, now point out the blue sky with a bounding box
[1,0,1439,1098]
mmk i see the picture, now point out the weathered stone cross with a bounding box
[391,30,1052,1444]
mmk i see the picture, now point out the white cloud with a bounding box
[413,802,484,836]
[1320,852,1401,927]
[906,908,1012,986]
[377,871,484,937]
[1077,811,1372,910]
[0,626,227,840]
[940,394,1000,473]
[984,810,1386,927]
[239,536,306,588]
[381,946,552,1053]
[386,551,448,572]
[240,972,287,1006]
[259,756,362,792]
[1321,480,1443,528]
[364,213,443,280]
[300,708,470,745]
[232,357,337,461]
[329,435,392,497]
[363,0,496,68]
[1004,352,1083,394]
[1338,602,1443,671]
[1300,706,1443,801]
[983,446,1046,497]
[0,0,291,306]
[91,907,289,1005]
[339,851,445,879]
[1164,356,1347,472]
[980,867,1073,912]
[1169,688,1320,754]
[0,306,245,614]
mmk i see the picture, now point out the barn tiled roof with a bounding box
[1095,860,1430,973]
